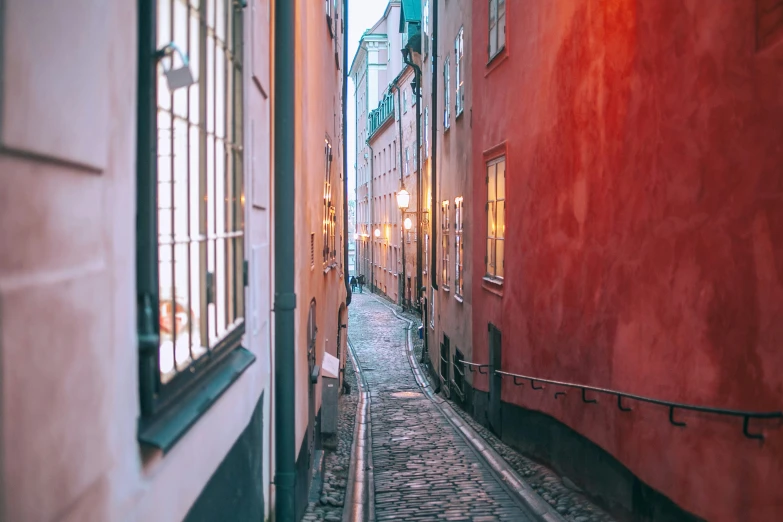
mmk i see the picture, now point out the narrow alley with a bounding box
[348,294,534,521]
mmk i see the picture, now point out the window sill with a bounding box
[482,276,504,297]
[454,294,463,303]
[442,285,450,293]
[485,46,508,77]
[455,109,464,120]
[138,347,256,453]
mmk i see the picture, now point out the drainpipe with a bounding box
[394,79,405,307]
[401,54,423,315]
[430,0,438,290]
[368,143,375,293]
[274,0,296,519]
[421,0,439,368]
[343,0,351,306]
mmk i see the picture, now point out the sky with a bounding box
[347,0,389,203]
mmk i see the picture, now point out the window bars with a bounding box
[139,0,246,417]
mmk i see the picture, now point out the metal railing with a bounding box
[457,362,781,440]
[461,361,489,374]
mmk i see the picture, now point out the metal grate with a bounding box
[155,0,245,389]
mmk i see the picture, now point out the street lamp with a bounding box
[397,187,411,310]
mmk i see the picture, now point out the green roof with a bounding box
[399,0,421,32]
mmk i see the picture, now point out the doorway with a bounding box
[440,334,450,398]
[307,300,317,461]
[488,324,502,436]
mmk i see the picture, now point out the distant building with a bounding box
[350,0,404,296]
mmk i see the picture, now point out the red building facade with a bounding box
[470,2,783,521]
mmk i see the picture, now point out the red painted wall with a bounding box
[471,1,783,520]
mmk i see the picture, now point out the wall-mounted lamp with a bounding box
[374,228,381,238]
[396,188,410,210]
[404,217,413,230]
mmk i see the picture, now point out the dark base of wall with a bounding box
[184,392,266,522]
[295,407,323,522]
[464,384,702,522]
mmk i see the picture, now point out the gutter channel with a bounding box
[343,336,376,522]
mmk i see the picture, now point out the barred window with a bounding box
[489,0,506,59]
[323,138,336,266]
[442,200,450,289]
[455,27,464,115]
[455,197,464,296]
[137,0,252,432]
[486,157,505,280]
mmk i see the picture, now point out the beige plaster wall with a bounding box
[293,0,347,455]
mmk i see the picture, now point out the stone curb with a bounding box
[342,336,375,522]
[370,294,568,522]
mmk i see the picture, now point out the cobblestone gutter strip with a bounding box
[304,348,361,522]
[395,305,615,522]
[370,296,567,522]
[341,337,375,522]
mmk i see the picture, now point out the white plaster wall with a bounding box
[0,1,274,520]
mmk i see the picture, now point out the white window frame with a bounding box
[441,200,450,290]
[455,197,464,297]
[489,0,506,60]
[486,156,505,281]
[443,55,450,130]
[455,27,464,116]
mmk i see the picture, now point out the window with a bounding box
[441,200,450,289]
[137,0,251,429]
[486,157,505,280]
[455,197,464,296]
[424,106,429,157]
[405,147,410,176]
[489,0,506,59]
[455,27,464,116]
[323,138,336,266]
[403,89,408,113]
[430,287,435,328]
[424,233,429,274]
[443,55,451,129]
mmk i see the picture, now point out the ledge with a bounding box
[138,347,256,453]
[482,276,504,297]
[454,294,464,304]
[485,46,509,77]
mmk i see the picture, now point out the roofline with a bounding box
[349,0,401,76]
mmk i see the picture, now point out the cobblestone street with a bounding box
[348,293,535,522]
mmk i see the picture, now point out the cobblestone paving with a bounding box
[397,307,616,522]
[349,293,534,522]
[303,350,359,522]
